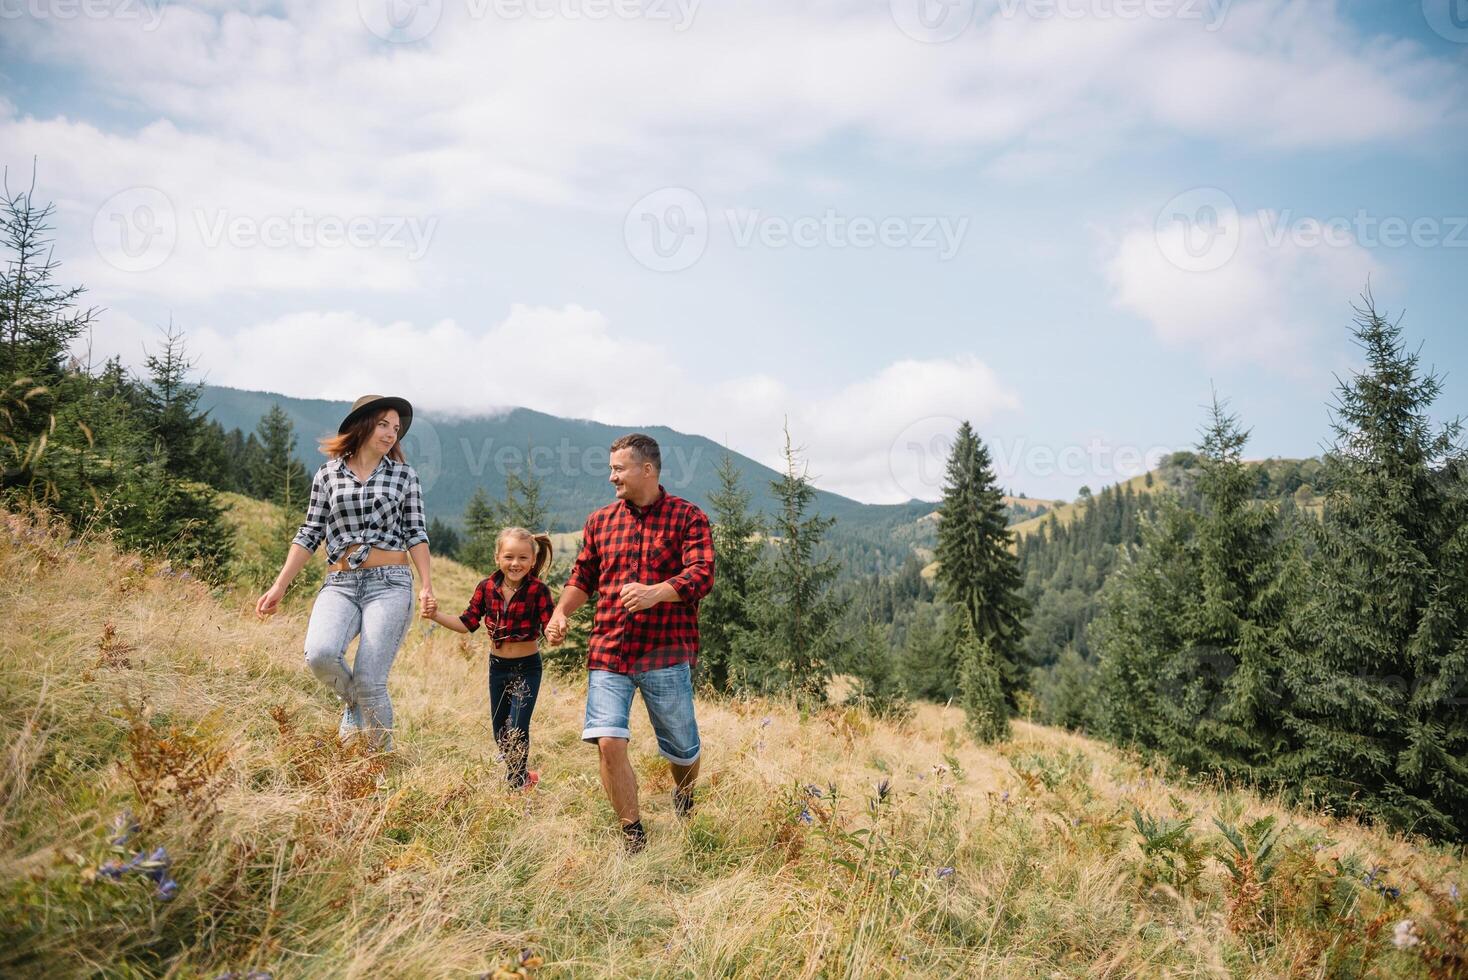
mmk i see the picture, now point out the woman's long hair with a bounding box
[496,527,553,579]
[317,408,406,462]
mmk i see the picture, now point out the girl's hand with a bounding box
[419,585,437,617]
[256,584,285,618]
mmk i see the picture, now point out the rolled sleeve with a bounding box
[565,522,599,597]
[401,468,430,548]
[459,579,488,633]
[291,466,329,554]
[667,510,714,603]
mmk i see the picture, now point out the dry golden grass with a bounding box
[1,509,1463,978]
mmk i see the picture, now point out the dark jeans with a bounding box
[489,653,542,788]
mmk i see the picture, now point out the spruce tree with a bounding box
[956,617,1009,743]
[1178,395,1296,779]
[459,487,499,572]
[140,321,211,483]
[739,426,840,701]
[699,451,764,692]
[934,421,1029,701]
[251,404,308,509]
[498,463,547,531]
[1278,293,1468,839]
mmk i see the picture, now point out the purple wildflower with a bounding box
[155,877,178,901]
[798,806,813,825]
[1000,791,1009,803]
[1451,883,1460,902]
[935,866,955,879]
[875,778,892,802]
[760,717,771,728]
[804,784,822,798]
[97,859,127,881]
[889,867,901,880]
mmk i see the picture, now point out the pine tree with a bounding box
[843,619,911,719]
[1176,394,1296,778]
[934,421,1029,701]
[459,487,499,573]
[498,463,547,531]
[699,451,764,692]
[738,426,840,701]
[251,404,308,509]
[1278,292,1468,839]
[956,617,1009,743]
[140,321,211,483]
[1092,498,1198,748]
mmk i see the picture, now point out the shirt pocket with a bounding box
[648,534,681,580]
[369,482,405,523]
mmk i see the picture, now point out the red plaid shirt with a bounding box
[459,571,554,647]
[566,486,715,673]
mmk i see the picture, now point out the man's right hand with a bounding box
[545,610,569,645]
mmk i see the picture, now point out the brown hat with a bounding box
[340,394,413,440]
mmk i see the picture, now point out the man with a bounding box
[545,433,715,853]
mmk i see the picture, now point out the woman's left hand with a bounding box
[419,585,437,616]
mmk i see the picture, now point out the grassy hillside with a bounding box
[3,511,1465,977]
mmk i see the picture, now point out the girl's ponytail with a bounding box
[531,533,553,579]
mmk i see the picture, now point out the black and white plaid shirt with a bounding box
[292,455,430,567]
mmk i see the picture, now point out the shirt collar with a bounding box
[624,485,668,518]
[490,569,535,591]
[336,454,392,481]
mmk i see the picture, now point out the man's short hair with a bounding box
[610,433,661,472]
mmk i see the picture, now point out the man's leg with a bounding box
[637,662,702,816]
[596,736,640,825]
[582,669,642,842]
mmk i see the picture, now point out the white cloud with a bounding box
[1,0,1461,302]
[82,302,1018,503]
[1104,204,1380,368]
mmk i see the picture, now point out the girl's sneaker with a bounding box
[519,770,541,793]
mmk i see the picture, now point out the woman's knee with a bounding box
[304,642,344,675]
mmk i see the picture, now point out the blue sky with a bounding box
[2,0,1465,502]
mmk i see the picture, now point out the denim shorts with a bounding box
[582,662,701,765]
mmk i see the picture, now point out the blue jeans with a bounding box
[489,653,542,788]
[582,662,701,765]
[303,565,414,752]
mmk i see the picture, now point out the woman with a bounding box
[256,394,435,752]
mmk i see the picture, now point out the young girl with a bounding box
[426,527,554,790]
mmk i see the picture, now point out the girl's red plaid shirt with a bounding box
[565,486,715,673]
[459,571,554,645]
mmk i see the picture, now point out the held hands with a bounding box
[419,585,437,618]
[545,610,568,646]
